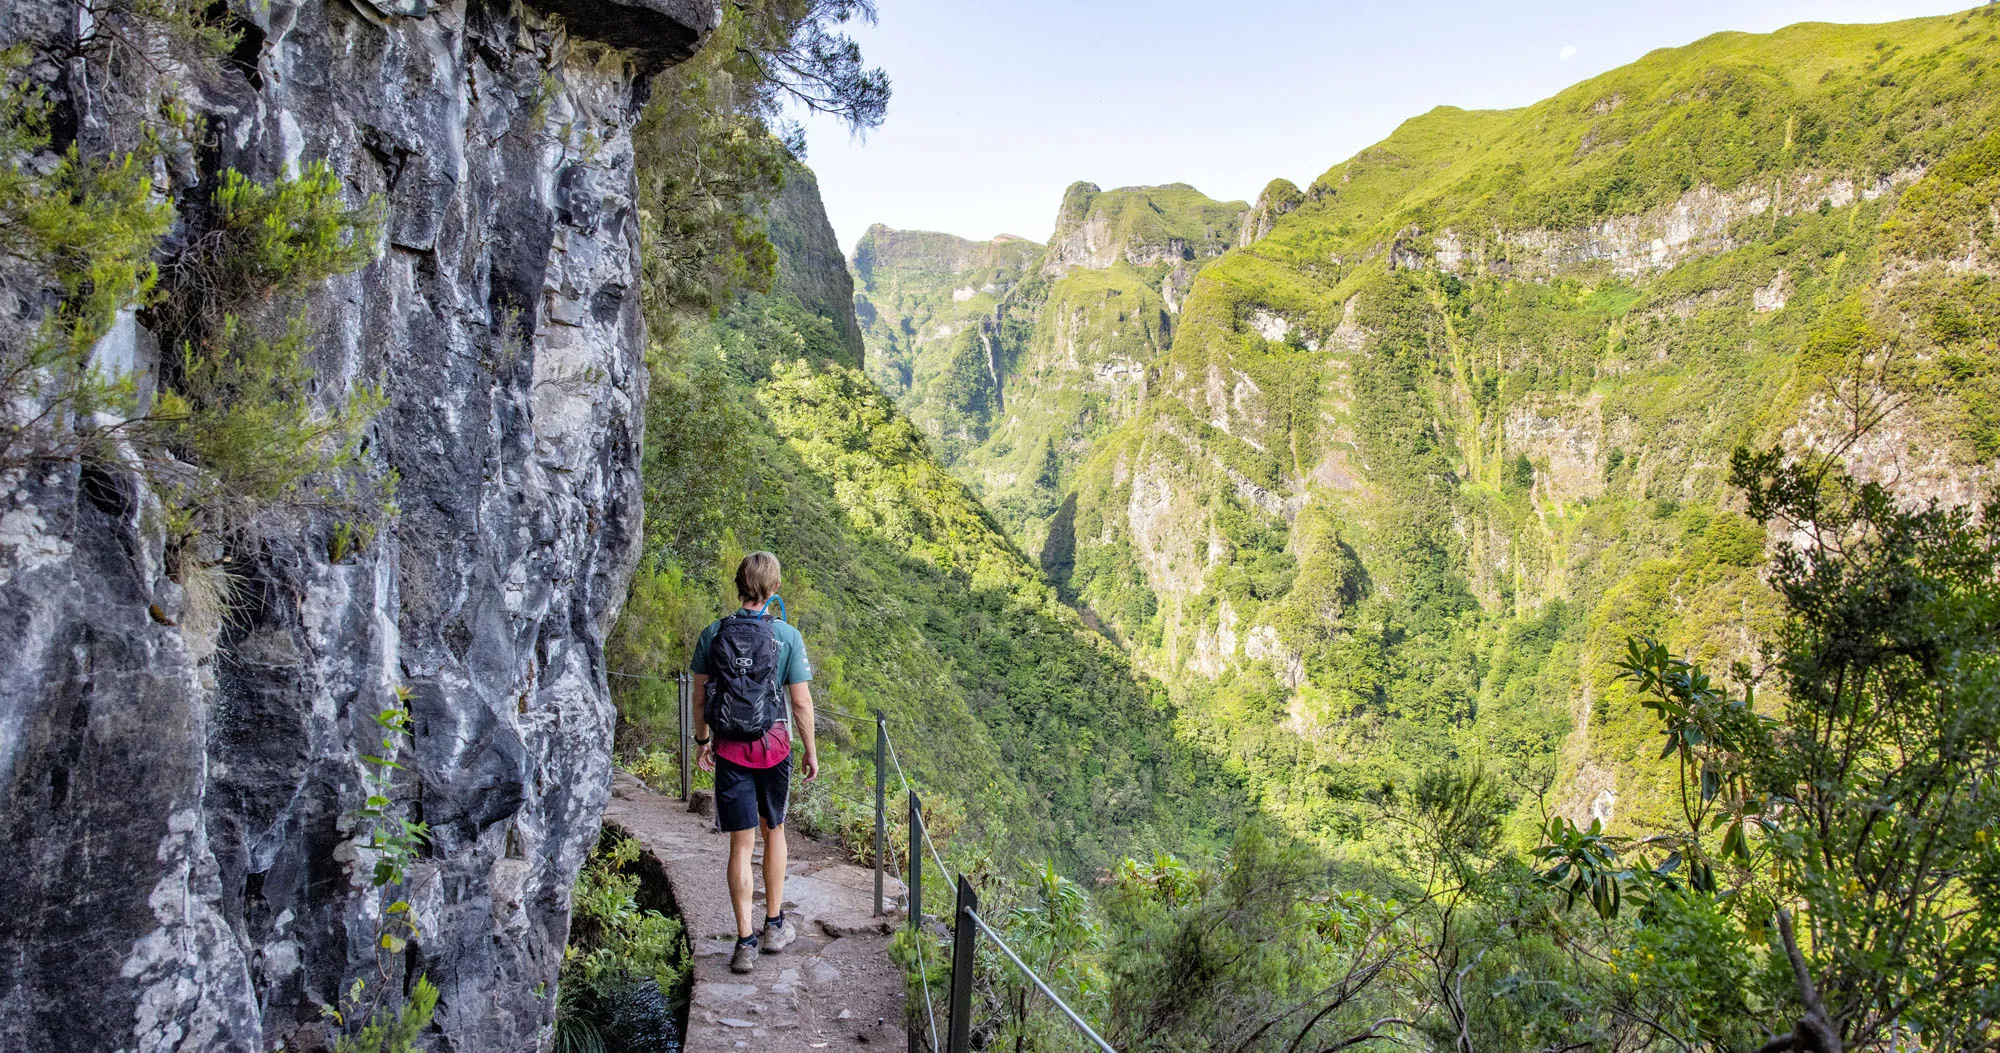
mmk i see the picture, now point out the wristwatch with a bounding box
[694,736,710,746]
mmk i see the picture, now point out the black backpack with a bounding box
[705,612,782,741]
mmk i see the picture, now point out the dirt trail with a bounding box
[603,773,910,1052]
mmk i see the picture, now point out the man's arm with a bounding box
[788,681,818,782]
[691,672,712,770]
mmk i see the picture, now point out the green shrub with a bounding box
[555,834,690,1053]
[0,45,172,469]
[209,161,381,295]
[1105,824,1406,1053]
[139,163,389,541]
[330,977,439,1053]
[153,311,385,529]
[1505,452,1535,493]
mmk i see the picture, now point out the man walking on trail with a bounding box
[692,551,820,975]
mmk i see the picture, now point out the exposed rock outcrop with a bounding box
[1503,397,1607,504]
[1161,260,1196,314]
[0,0,712,1049]
[1401,169,1922,280]
[1237,177,1304,248]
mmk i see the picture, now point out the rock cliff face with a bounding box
[1403,169,1922,280]
[768,163,865,367]
[0,0,710,1049]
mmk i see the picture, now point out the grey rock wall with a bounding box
[0,0,711,1049]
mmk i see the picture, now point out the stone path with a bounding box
[603,773,910,1052]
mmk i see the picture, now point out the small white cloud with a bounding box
[1560,45,1578,61]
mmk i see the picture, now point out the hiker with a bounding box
[691,551,820,974]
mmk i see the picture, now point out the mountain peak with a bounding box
[1044,182,1249,275]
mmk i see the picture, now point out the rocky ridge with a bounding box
[1238,178,1306,249]
[1043,181,1248,275]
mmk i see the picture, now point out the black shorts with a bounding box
[713,754,792,833]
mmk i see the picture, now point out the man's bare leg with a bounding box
[727,827,757,939]
[761,819,788,922]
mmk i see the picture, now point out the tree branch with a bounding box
[1314,1017,1412,1053]
[1776,907,1842,1053]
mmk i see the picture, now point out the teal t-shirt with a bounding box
[690,608,812,719]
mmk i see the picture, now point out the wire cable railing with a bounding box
[909,868,946,1053]
[965,908,1118,1053]
[623,669,1116,1053]
[881,715,1112,1053]
[885,732,957,889]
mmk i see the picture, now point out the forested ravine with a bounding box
[834,11,2000,1051]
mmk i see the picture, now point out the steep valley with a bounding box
[852,8,2000,850]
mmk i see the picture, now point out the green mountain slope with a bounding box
[768,163,868,364]
[1130,7,1999,845]
[876,7,2000,851]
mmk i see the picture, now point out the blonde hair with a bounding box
[735,551,782,604]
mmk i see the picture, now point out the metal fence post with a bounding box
[909,790,922,1053]
[908,791,922,931]
[947,875,977,1053]
[677,671,692,801]
[875,711,888,917]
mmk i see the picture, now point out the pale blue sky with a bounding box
[797,0,1971,253]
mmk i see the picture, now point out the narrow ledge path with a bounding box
[603,773,910,1052]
